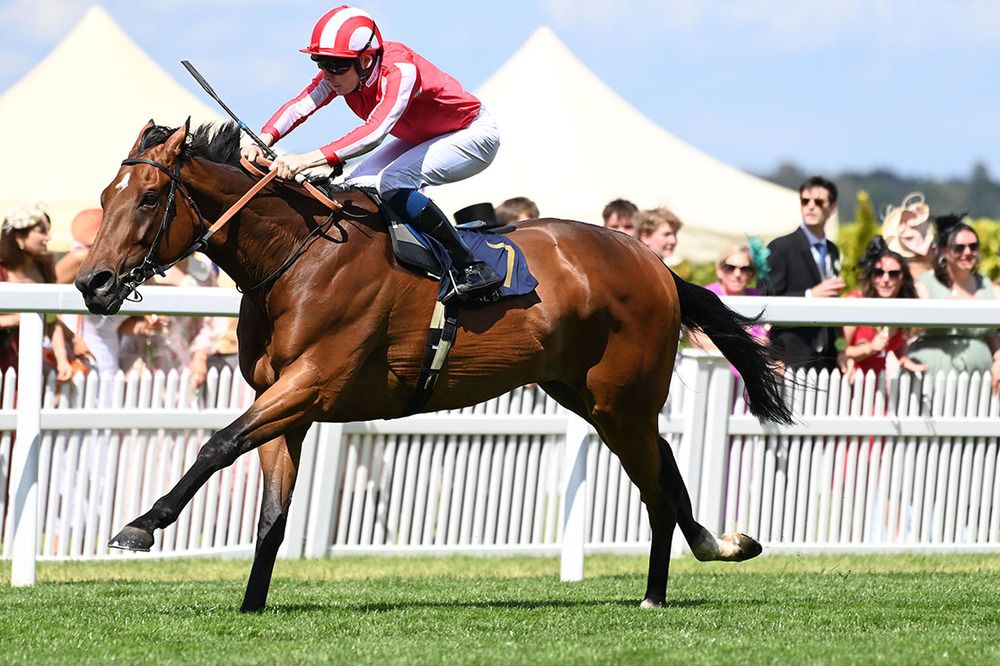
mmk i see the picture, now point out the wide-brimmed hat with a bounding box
[882,192,932,259]
[3,201,49,233]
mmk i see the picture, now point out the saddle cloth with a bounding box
[380,204,537,302]
[321,182,538,303]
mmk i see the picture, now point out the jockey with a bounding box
[241,5,502,299]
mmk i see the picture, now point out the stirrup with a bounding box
[453,262,503,299]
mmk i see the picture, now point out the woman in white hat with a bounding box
[0,203,74,380]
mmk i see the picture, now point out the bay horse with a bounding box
[76,120,792,612]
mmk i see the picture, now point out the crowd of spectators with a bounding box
[4,178,998,396]
[1,204,238,400]
[596,176,1000,393]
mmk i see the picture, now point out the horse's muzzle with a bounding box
[75,269,125,315]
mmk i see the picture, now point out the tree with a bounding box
[837,190,879,292]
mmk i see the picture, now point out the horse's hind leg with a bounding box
[543,380,760,608]
[540,382,680,607]
[656,434,763,564]
[240,425,307,613]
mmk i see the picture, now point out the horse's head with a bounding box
[76,119,206,314]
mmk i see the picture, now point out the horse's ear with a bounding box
[129,119,156,156]
[161,121,189,162]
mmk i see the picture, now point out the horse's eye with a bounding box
[139,192,159,209]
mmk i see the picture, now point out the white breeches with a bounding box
[345,107,500,195]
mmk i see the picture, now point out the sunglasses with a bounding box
[800,197,829,207]
[311,55,355,75]
[872,268,902,280]
[720,263,755,276]
[950,242,979,253]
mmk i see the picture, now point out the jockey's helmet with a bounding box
[300,5,382,59]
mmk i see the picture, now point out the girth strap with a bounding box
[401,300,459,416]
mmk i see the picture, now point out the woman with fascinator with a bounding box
[842,236,926,380]
[910,214,1000,393]
[0,203,74,379]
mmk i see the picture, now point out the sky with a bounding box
[1,0,998,180]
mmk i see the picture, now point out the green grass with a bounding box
[2,553,1000,664]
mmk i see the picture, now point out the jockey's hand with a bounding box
[239,132,275,165]
[267,149,328,181]
[270,154,309,180]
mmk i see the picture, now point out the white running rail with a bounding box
[2,284,1000,587]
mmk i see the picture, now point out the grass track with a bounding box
[2,553,1000,664]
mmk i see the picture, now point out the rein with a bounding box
[116,155,338,300]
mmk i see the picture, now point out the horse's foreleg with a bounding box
[109,366,320,552]
[240,426,306,613]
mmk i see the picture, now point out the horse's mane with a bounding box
[136,121,242,166]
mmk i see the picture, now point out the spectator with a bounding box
[495,197,538,224]
[635,207,682,263]
[910,216,1000,393]
[881,192,934,280]
[55,209,126,381]
[842,237,926,380]
[690,242,767,354]
[0,203,74,380]
[118,254,218,382]
[601,198,638,236]
[765,175,845,372]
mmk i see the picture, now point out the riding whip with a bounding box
[181,60,277,160]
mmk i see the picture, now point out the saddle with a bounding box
[319,180,508,278]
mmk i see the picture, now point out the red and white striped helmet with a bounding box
[300,5,383,58]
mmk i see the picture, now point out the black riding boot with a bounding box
[411,200,503,300]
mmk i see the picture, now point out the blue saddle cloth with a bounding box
[410,226,538,302]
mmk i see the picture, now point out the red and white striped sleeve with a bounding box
[319,62,419,166]
[261,72,337,141]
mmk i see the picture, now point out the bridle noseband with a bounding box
[118,156,210,301]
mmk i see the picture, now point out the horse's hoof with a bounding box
[721,531,762,561]
[109,525,154,552]
[639,598,665,610]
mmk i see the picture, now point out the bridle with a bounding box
[114,153,314,300]
[117,156,211,300]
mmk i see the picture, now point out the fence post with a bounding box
[303,422,346,558]
[676,350,715,511]
[560,413,589,582]
[11,313,44,587]
[698,357,735,534]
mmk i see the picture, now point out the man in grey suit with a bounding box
[765,176,846,371]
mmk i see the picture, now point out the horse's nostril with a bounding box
[89,270,114,292]
[76,269,116,297]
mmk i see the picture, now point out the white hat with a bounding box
[882,192,932,259]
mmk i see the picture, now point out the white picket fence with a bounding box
[720,364,1000,550]
[2,285,1000,587]
[0,365,659,561]
[2,357,999,563]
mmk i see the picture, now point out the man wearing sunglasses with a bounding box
[241,5,502,300]
[764,175,845,371]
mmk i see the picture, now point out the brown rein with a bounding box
[203,157,342,244]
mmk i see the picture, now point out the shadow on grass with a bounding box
[270,597,713,613]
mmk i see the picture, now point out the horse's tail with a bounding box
[671,270,793,425]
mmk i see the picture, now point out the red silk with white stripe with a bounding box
[262,41,481,167]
